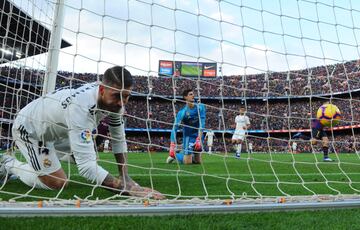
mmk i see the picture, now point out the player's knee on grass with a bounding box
[183,155,193,164]
[39,169,68,190]
[193,154,202,164]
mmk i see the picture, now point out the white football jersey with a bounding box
[205,131,215,146]
[235,115,250,131]
[14,83,127,183]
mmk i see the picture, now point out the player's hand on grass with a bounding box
[127,185,165,200]
[124,180,165,199]
[121,178,165,200]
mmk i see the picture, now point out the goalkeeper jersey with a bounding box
[170,103,206,142]
[14,83,127,183]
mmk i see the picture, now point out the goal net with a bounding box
[1,0,360,214]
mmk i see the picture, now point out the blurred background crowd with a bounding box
[1,59,360,154]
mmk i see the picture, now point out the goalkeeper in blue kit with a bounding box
[166,89,206,164]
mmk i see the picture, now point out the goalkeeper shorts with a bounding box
[182,135,199,155]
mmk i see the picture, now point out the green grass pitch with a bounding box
[2,151,360,200]
[2,152,360,229]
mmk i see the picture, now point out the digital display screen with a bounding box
[180,62,202,76]
[159,60,173,76]
[158,60,217,78]
[202,63,216,77]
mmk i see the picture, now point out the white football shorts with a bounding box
[232,130,246,141]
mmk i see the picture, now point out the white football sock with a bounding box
[5,158,51,190]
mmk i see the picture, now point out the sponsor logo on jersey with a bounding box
[80,129,92,143]
[43,158,52,168]
[61,84,97,109]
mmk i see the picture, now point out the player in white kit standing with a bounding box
[291,141,297,154]
[103,139,110,152]
[0,66,164,199]
[248,142,253,154]
[205,130,215,154]
[232,106,250,158]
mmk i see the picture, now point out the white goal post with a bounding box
[1,0,360,216]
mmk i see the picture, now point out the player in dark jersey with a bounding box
[293,119,333,162]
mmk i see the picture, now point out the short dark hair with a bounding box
[102,66,133,88]
[182,89,193,98]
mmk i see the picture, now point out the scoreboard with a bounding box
[159,60,217,78]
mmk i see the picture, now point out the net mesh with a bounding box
[1,0,360,209]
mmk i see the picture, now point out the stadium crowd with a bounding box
[125,59,360,97]
[1,60,360,154]
[124,97,360,131]
[123,133,359,154]
[1,59,360,97]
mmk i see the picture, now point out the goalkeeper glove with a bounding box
[169,142,176,158]
[194,136,202,151]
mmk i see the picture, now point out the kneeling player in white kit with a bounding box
[0,66,164,199]
[232,107,250,158]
